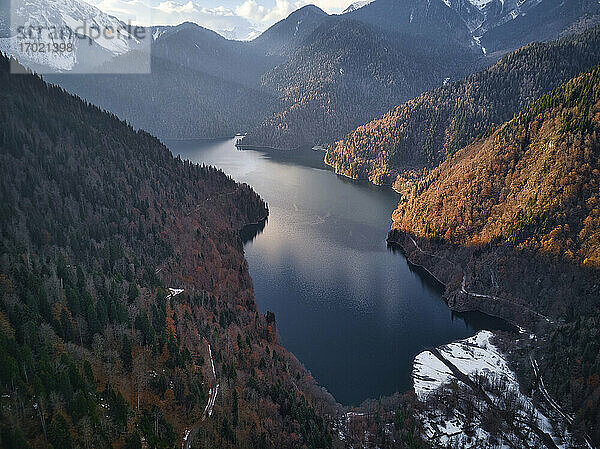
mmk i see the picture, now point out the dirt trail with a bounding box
[183,340,219,449]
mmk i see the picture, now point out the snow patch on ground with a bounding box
[467,0,494,9]
[167,288,184,298]
[413,350,452,398]
[0,35,77,70]
[413,331,513,400]
[413,331,571,448]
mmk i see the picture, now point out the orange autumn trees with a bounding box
[389,64,600,446]
[392,65,600,267]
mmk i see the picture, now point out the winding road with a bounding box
[183,339,219,449]
[530,357,596,449]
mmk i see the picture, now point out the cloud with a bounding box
[235,0,350,24]
[235,0,298,24]
[88,0,260,39]
[87,0,356,40]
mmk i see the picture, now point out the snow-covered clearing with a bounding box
[413,331,572,448]
[167,288,184,298]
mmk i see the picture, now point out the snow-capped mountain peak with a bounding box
[0,0,149,72]
[343,0,375,14]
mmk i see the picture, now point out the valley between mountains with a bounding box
[2,0,600,448]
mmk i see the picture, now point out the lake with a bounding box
[169,137,513,406]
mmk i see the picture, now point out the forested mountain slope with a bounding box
[326,26,600,184]
[389,65,600,444]
[240,17,470,150]
[0,54,337,448]
[48,53,279,139]
[249,5,329,58]
[240,0,600,152]
[344,0,478,55]
[392,65,600,265]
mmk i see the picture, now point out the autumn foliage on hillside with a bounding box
[0,54,336,449]
[391,65,600,267]
[390,64,600,445]
[326,26,600,185]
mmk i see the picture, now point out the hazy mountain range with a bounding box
[326,25,600,183]
[2,0,600,142]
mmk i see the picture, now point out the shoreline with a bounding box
[386,231,556,333]
[235,143,300,152]
[386,238,448,289]
[323,156,393,188]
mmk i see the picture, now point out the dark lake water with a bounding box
[169,137,512,406]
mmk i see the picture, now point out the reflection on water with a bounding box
[240,218,268,244]
[169,137,514,406]
[386,241,516,333]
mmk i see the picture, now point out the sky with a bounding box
[84,0,356,40]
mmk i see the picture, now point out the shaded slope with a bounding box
[241,17,459,150]
[479,0,600,54]
[345,0,478,55]
[151,22,280,88]
[48,52,279,139]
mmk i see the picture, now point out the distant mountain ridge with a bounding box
[473,0,600,53]
[0,0,147,72]
[240,0,600,151]
[422,0,600,55]
[325,25,600,184]
[249,5,329,57]
[149,21,280,88]
[47,52,279,139]
[5,0,600,145]
[344,0,479,53]
[44,15,282,139]
[240,0,489,150]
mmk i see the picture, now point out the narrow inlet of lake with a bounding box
[169,137,512,406]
